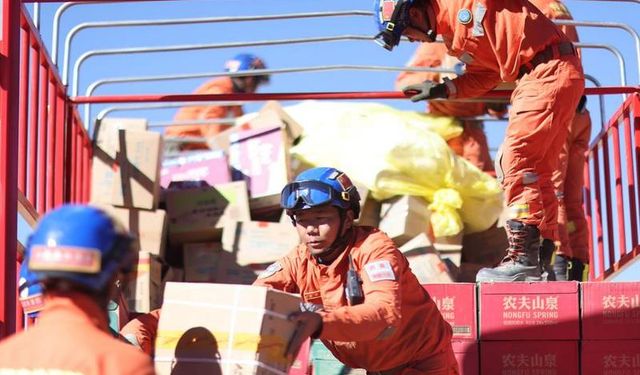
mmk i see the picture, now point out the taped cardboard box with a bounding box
[160,149,231,188]
[222,221,300,266]
[124,251,163,313]
[155,282,301,375]
[353,183,382,228]
[95,204,167,258]
[183,241,261,285]
[93,117,148,159]
[165,181,251,245]
[378,195,431,247]
[399,233,454,283]
[92,129,163,210]
[209,100,303,152]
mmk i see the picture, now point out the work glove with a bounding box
[402,80,449,102]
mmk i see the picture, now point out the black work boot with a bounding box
[476,220,542,282]
[568,258,586,281]
[553,254,570,281]
[539,239,557,281]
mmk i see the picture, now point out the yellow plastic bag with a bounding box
[285,101,503,236]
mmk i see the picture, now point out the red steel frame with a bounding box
[0,5,92,337]
[587,92,640,280]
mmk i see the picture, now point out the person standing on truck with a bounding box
[373,0,585,282]
[253,167,458,374]
[0,205,155,375]
[165,53,270,150]
[395,42,507,173]
[526,0,592,281]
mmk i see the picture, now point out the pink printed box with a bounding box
[581,282,640,340]
[423,283,477,341]
[228,124,290,200]
[160,150,231,188]
[453,340,478,375]
[581,340,640,375]
[481,340,578,375]
[479,281,579,340]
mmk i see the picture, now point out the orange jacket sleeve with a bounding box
[120,308,161,356]
[318,237,402,342]
[449,64,502,99]
[252,252,300,294]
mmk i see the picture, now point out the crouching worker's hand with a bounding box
[285,311,322,362]
[402,80,448,102]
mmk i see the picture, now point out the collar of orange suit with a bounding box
[37,292,109,332]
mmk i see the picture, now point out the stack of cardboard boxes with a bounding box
[90,117,166,317]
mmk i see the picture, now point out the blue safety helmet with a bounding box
[224,53,270,84]
[25,205,136,293]
[18,261,44,319]
[373,0,415,51]
[281,167,361,219]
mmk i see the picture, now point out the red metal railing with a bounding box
[0,5,93,337]
[586,92,640,280]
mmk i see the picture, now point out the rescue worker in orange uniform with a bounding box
[373,0,584,281]
[120,308,161,357]
[395,42,506,172]
[0,205,155,375]
[253,167,458,374]
[165,53,270,150]
[527,0,591,281]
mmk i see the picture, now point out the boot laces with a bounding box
[502,225,528,263]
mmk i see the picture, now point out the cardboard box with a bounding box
[92,129,163,210]
[479,282,580,340]
[480,340,579,375]
[378,195,431,247]
[400,234,454,283]
[96,205,167,258]
[354,187,382,228]
[581,340,640,375]
[93,117,148,159]
[209,100,304,152]
[183,242,223,282]
[222,221,300,266]
[229,124,291,200]
[581,282,640,340]
[155,282,301,375]
[124,251,163,313]
[453,340,478,375]
[423,283,477,341]
[288,339,311,375]
[165,181,251,245]
[160,149,231,188]
[183,242,260,285]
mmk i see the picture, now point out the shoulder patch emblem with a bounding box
[457,9,473,25]
[364,260,396,282]
[472,3,486,37]
[257,262,282,279]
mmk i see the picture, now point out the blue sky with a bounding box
[23,0,640,279]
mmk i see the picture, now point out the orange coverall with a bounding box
[395,42,494,172]
[254,226,458,374]
[165,76,243,149]
[427,0,584,241]
[120,308,161,357]
[0,292,155,375]
[530,0,591,264]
